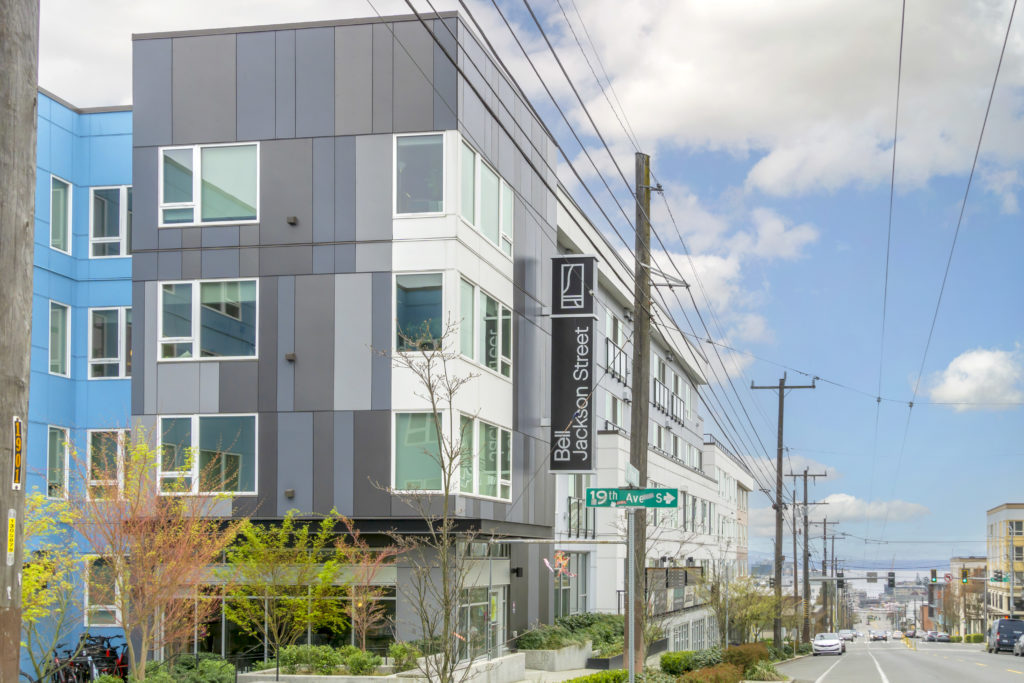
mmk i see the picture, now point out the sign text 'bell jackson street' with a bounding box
[550,255,597,473]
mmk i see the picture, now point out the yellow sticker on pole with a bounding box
[12,416,24,491]
[6,509,15,566]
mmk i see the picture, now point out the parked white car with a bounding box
[813,632,844,656]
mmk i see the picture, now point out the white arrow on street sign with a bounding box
[662,491,676,505]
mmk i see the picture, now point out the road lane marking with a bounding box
[1007,669,1023,675]
[976,662,988,667]
[813,656,844,683]
[867,650,891,683]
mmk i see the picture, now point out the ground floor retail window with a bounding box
[459,586,507,660]
[553,552,589,619]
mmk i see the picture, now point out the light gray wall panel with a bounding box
[371,23,394,133]
[334,25,373,135]
[172,35,236,144]
[312,411,334,514]
[131,147,158,252]
[237,31,277,141]
[293,275,335,412]
[258,277,278,414]
[181,250,201,279]
[131,281,146,415]
[433,18,458,131]
[393,21,433,133]
[313,246,333,274]
[201,226,239,248]
[158,228,182,250]
[334,274,372,410]
[355,135,392,241]
[201,249,239,279]
[144,282,158,414]
[295,28,335,138]
[277,276,295,412]
[255,412,277,517]
[352,410,390,516]
[275,31,296,139]
[260,139,313,245]
[259,246,312,276]
[278,412,314,515]
[220,361,259,413]
[132,39,172,148]
[355,243,391,272]
[334,136,356,242]
[239,248,259,277]
[199,362,219,414]
[156,362,200,414]
[312,138,334,244]
[333,412,354,515]
[370,273,391,410]
[335,245,355,272]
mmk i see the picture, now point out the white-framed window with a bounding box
[158,279,258,360]
[88,429,129,498]
[85,556,120,627]
[157,414,257,494]
[605,393,626,432]
[459,141,513,256]
[47,426,69,499]
[395,133,445,215]
[89,307,132,378]
[49,301,70,377]
[50,175,71,253]
[394,411,442,492]
[89,186,132,257]
[459,415,511,500]
[159,142,259,226]
[459,278,512,377]
[395,273,443,351]
[605,313,629,382]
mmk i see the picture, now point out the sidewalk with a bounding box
[520,652,664,681]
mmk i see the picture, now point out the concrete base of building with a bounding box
[240,652,526,683]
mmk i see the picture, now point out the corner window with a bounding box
[159,143,259,226]
[88,430,129,498]
[459,143,514,256]
[459,279,512,377]
[158,415,257,494]
[394,412,442,491]
[50,175,71,253]
[395,274,443,351]
[85,557,120,626]
[49,301,70,376]
[459,415,511,500]
[47,426,69,499]
[158,279,257,360]
[395,134,444,215]
[90,186,132,257]
[89,307,131,378]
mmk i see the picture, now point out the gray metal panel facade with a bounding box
[132,39,172,149]
[236,32,277,141]
[295,27,335,138]
[334,25,373,135]
[171,35,236,144]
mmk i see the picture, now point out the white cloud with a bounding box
[926,346,1024,411]
[816,493,930,523]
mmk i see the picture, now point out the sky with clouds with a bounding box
[38,0,1024,570]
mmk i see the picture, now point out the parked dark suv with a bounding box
[988,618,1024,653]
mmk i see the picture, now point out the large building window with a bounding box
[459,279,511,377]
[158,280,257,360]
[553,552,588,619]
[395,274,442,351]
[47,426,68,498]
[395,134,444,215]
[88,430,129,498]
[394,412,441,491]
[459,416,511,500]
[85,557,120,626]
[158,415,257,494]
[50,175,71,253]
[459,142,513,256]
[159,143,259,226]
[89,307,132,378]
[49,301,70,376]
[90,186,132,257]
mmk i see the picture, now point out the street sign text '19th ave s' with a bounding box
[586,488,679,508]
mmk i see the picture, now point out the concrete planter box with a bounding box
[239,653,524,683]
[522,640,593,671]
[585,638,667,670]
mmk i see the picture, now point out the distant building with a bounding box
[950,556,986,636]
[986,504,1024,622]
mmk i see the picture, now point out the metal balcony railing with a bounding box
[652,379,670,412]
[605,339,629,383]
[670,393,685,423]
[567,496,596,539]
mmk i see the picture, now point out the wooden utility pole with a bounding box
[787,468,827,642]
[0,0,39,677]
[810,519,839,631]
[626,151,652,677]
[752,374,814,648]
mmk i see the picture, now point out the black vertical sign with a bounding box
[550,255,597,473]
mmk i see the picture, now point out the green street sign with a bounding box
[586,488,678,508]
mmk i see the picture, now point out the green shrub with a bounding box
[594,637,624,658]
[346,650,382,675]
[637,672,678,682]
[131,671,174,683]
[681,662,743,683]
[140,653,235,683]
[951,635,963,643]
[250,659,276,671]
[722,643,770,670]
[409,635,444,655]
[692,646,723,669]
[797,642,812,655]
[278,644,346,675]
[564,671,629,683]
[517,623,584,650]
[389,642,421,672]
[661,650,697,674]
[744,659,787,681]
[94,676,124,683]
[555,612,625,649]
[972,633,986,643]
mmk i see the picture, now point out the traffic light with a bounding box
[837,571,844,589]
[887,571,895,588]
[995,570,1005,582]
[961,568,969,584]
[930,569,937,583]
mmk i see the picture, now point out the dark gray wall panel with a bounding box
[201,226,239,248]
[293,275,335,412]
[258,277,278,414]
[333,411,354,515]
[335,245,355,272]
[295,28,335,138]
[131,147,158,252]
[239,226,260,246]
[371,23,394,133]
[172,35,236,144]
[201,248,239,278]
[219,361,259,413]
[313,246,333,274]
[181,228,202,249]
[433,18,458,131]
[131,281,146,415]
[370,273,392,410]
[131,252,157,281]
[237,31,277,141]
[276,276,295,412]
[312,137,334,244]
[275,31,296,139]
[355,135,392,241]
[393,20,434,133]
[259,246,312,276]
[232,496,259,519]
[181,250,201,279]
[261,139,313,245]
[312,411,334,514]
[239,248,259,277]
[132,39,172,148]
[334,136,356,242]
[158,228,182,250]
[352,410,390,516]
[278,412,314,515]
[256,411,277,517]
[334,25,373,135]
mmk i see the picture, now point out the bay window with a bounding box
[158,415,256,494]
[90,186,132,257]
[394,412,442,491]
[459,279,512,377]
[395,134,444,214]
[159,143,258,225]
[459,415,511,500]
[396,273,443,350]
[159,279,257,359]
[459,142,514,256]
[89,307,132,378]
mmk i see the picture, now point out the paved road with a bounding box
[778,639,1024,682]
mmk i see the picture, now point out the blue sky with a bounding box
[39,0,1024,570]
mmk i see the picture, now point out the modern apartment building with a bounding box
[986,503,1024,621]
